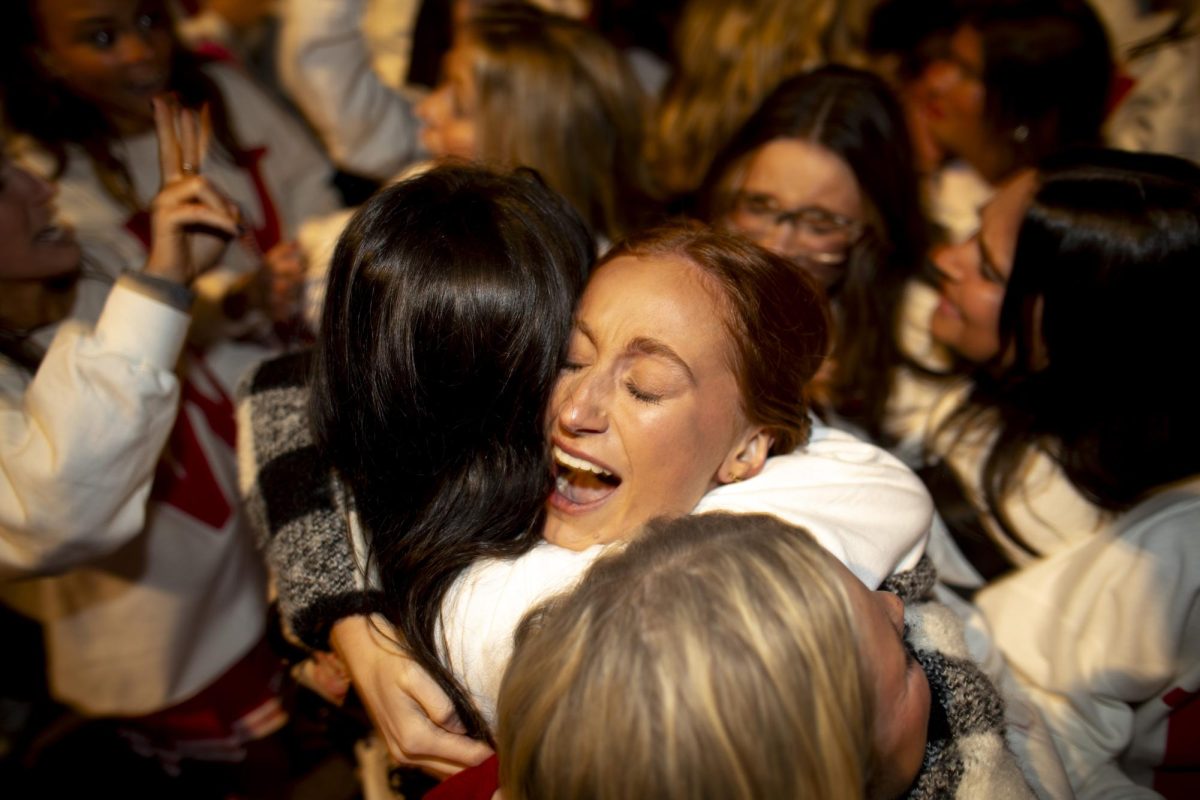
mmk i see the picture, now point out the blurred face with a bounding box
[35,0,173,136]
[545,254,763,550]
[930,169,1037,362]
[911,25,1000,179]
[0,158,82,280]
[834,560,930,798]
[416,44,481,160]
[723,138,864,289]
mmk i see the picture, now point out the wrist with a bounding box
[117,271,195,312]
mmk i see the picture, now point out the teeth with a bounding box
[553,446,613,477]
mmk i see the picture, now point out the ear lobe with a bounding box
[719,428,773,484]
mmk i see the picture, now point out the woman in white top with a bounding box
[915,148,1200,796]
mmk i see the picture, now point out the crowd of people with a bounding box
[2,0,1197,797]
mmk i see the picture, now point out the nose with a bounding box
[919,58,960,95]
[756,222,797,259]
[416,86,448,125]
[554,371,608,436]
[118,29,156,65]
[15,165,57,207]
[931,240,967,284]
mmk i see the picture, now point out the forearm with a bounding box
[236,351,382,648]
[278,0,422,179]
[1,277,190,577]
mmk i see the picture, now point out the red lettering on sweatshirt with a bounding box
[1154,686,1199,798]
[151,354,236,529]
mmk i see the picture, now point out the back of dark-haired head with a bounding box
[698,65,929,443]
[967,0,1113,172]
[0,0,249,210]
[976,148,1200,520]
[310,164,593,739]
[601,221,830,454]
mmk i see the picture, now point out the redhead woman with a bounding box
[908,149,1200,796]
[241,206,932,773]
[698,65,931,445]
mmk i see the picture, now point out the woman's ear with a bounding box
[718,427,773,484]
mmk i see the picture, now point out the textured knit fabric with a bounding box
[236,349,382,649]
[884,559,1035,799]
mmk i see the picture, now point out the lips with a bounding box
[33,222,74,245]
[550,444,621,510]
[934,291,961,321]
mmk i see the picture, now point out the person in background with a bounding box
[2,98,292,796]
[902,0,1113,242]
[697,65,932,447]
[1,0,340,335]
[647,0,877,203]
[912,148,1200,796]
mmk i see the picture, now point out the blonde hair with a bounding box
[462,3,658,240]
[649,0,873,198]
[497,512,876,799]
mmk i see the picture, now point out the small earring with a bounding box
[1012,124,1029,143]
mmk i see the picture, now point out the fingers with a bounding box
[153,175,240,234]
[197,104,212,167]
[381,717,494,778]
[153,96,209,184]
[180,106,200,176]
[154,96,182,182]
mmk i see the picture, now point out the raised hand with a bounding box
[144,96,239,286]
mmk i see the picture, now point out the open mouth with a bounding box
[551,445,621,509]
[33,223,74,245]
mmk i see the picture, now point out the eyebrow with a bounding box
[576,321,697,385]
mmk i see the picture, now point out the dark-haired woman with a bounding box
[1,101,288,787]
[2,0,340,330]
[697,65,932,447]
[904,0,1114,243]
[912,149,1200,796]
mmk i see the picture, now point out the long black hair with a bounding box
[955,149,1200,545]
[0,0,250,211]
[699,65,930,444]
[310,164,592,741]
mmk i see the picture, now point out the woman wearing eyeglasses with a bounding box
[698,65,932,447]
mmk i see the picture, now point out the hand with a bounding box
[330,615,495,778]
[261,240,307,323]
[144,96,239,286]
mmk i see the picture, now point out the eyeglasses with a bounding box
[729,193,864,264]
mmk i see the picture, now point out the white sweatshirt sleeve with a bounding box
[976,483,1200,798]
[694,420,933,589]
[278,0,422,180]
[0,278,189,579]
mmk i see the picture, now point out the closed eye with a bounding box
[625,381,662,404]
